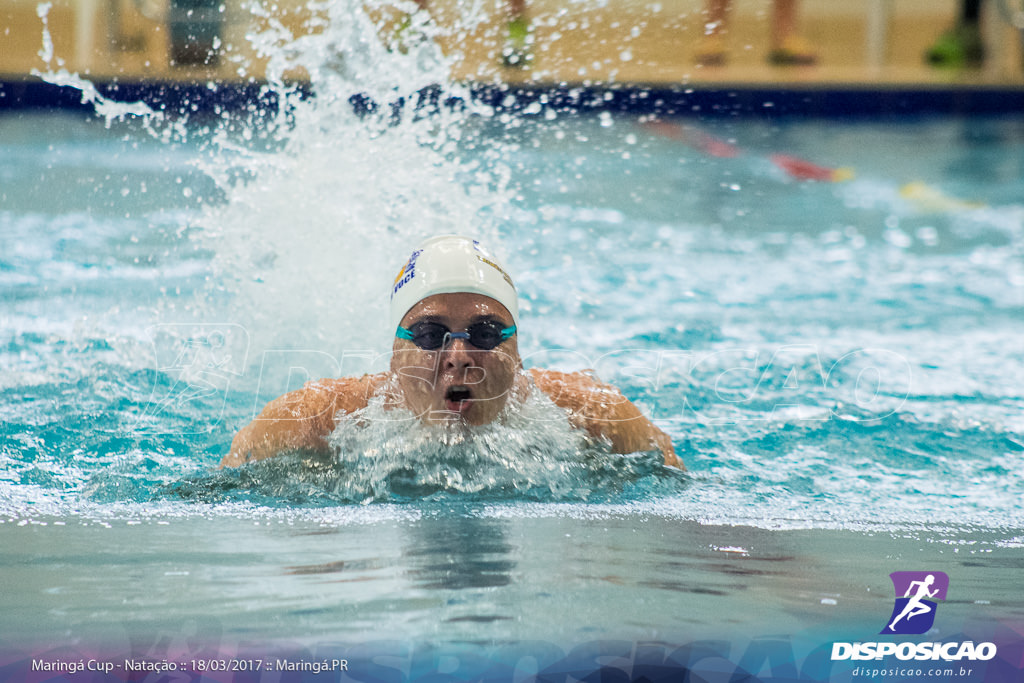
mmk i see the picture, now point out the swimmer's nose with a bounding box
[441,336,475,370]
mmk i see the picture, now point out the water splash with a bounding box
[160,378,682,505]
[326,378,677,503]
[186,0,517,367]
[31,0,517,366]
[10,2,1024,533]
[32,3,168,131]
[13,0,543,511]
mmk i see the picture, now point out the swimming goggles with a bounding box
[395,320,517,351]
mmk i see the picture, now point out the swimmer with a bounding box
[221,235,682,469]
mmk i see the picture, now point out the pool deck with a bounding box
[2,0,1023,115]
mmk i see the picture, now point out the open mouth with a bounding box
[444,386,472,413]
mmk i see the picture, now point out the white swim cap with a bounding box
[389,235,519,330]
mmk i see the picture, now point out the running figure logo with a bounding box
[881,571,949,635]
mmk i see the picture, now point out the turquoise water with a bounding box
[5,112,1022,525]
[3,107,1023,670]
[3,0,1024,678]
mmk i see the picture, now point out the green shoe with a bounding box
[767,35,818,66]
[925,25,985,68]
[501,17,532,68]
[386,13,415,53]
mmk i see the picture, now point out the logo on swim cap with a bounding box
[475,252,515,290]
[392,249,422,299]
[389,235,519,331]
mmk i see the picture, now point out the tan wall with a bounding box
[1,0,1020,85]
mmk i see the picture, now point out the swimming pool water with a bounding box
[3,1,1024,678]
[3,105,1023,669]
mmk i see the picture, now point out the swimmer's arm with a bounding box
[220,374,385,468]
[529,368,684,470]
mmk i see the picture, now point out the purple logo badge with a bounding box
[880,571,949,635]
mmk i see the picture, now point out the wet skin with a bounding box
[391,293,526,426]
[222,293,682,469]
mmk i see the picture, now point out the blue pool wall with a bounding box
[3,78,1024,118]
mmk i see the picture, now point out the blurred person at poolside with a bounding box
[925,0,985,68]
[696,0,817,66]
[221,235,681,469]
[395,0,532,67]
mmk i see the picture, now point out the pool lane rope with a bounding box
[640,119,986,212]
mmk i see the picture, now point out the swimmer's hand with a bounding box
[529,368,684,469]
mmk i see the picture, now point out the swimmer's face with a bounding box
[391,293,521,426]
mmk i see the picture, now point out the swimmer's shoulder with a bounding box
[302,372,390,413]
[296,372,393,429]
[220,372,389,468]
[528,367,683,469]
[528,367,623,406]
